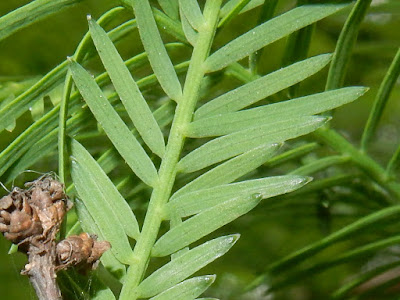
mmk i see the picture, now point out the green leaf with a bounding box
[220,0,265,18]
[149,275,215,300]
[30,97,45,121]
[75,199,126,279]
[0,0,82,42]
[153,7,186,42]
[71,140,135,265]
[69,59,158,186]
[154,177,308,257]
[179,0,204,30]
[94,100,174,178]
[70,139,140,239]
[195,54,332,119]
[132,0,182,100]
[191,87,367,136]
[8,244,18,255]
[271,234,400,292]
[218,0,252,28]
[1,46,178,183]
[88,17,165,157]
[0,61,66,133]
[180,116,327,177]
[5,111,89,183]
[180,6,198,45]
[332,260,400,300]
[157,0,179,20]
[205,4,348,72]
[0,108,57,178]
[176,143,280,197]
[138,235,239,297]
[91,287,116,300]
[0,15,137,135]
[268,205,400,274]
[59,7,124,183]
[167,176,310,217]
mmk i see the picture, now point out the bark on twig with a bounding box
[0,175,110,300]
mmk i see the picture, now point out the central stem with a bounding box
[119,2,222,299]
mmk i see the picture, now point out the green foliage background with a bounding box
[0,0,399,299]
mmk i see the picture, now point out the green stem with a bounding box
[289,154,350,176]
[361,47,400,151]
[218,0,252,28]
[264,142,319,167]
[325,0,372,91]
[314,127,400,200]
[119,1,222,299]
[248,0,279,74]
[387,143,400,177]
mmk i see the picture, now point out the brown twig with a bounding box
[0,175,110,300]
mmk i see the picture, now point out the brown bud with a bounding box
[56,233,111,271]
[0,195,13,210]
[26,176,72,238]
[0,190,42,247]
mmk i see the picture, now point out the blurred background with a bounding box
[0,0,399,299]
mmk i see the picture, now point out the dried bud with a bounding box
[26,176,71,238]
[56,233,111,270]
[1,175,111,300]
[0,189,42,248]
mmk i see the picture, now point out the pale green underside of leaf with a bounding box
[0,94,17,130]
[205,4,348,72]
[167,176,310,217]
[177,144,280,196]
[220,0,264,18]
[30,98,45,121]
[157,0,179,20]
[179,0,204,30]
[190,87,367,137]
[0,0,82,42]
[178,116,328,181]
[89,17,166,157]
[75,199,126,278]
[71,140,135,265]
[149,275,215,300]
[180,6,198,45]
[139,235,239,297]
[154,176,308,257]
[133,0,182,100]
[69,59,158,187]
[195,54,332,119]
[70,139,140,239]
